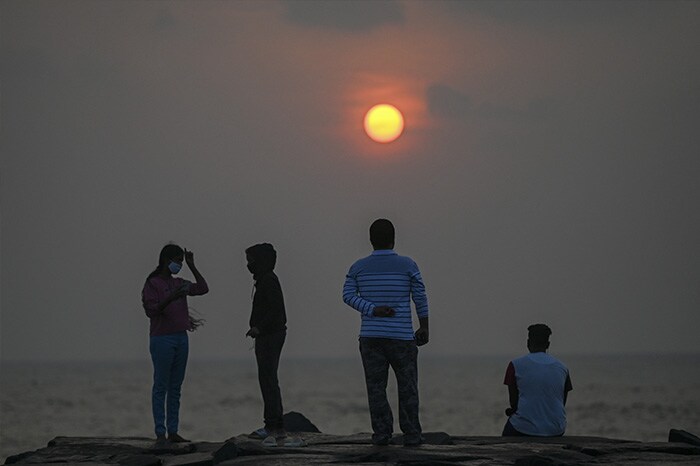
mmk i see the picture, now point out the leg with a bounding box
[359,338,393,444]
[166,332,189,436]
[255,331,286,432]
[387,340,421,444]
[150,335,176,437]
[502,419,527,437]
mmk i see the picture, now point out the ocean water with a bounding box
[1,354,699,462]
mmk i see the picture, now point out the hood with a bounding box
[246,243,277,277]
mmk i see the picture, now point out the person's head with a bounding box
[245,243,277,276]
[148,244,184,278]
[527,323,552,353]
[370,218,395,250]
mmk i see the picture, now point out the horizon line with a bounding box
[2,350,699,365]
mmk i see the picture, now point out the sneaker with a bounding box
[272,429,288,440]
[283,437,306,447]
[403,435,424,447]
[372,434,391,446]
[168,433,190,443]
[262,435,278,447]
[248,428,268,439]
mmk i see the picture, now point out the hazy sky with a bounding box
[2,0,699,361]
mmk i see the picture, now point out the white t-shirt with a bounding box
[504,352,572,436]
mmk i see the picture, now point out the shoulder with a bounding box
[541,352,566,366]
[395,253,416,263]
[511,354,531,367]
[552,356,569,372]
[144,276,164,289]
[348,255,373,272]
[396,254,420,270]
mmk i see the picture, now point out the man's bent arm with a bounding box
[342,273,376,316]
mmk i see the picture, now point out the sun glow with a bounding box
[363,104,404,143]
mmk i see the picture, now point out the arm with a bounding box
[410,266,430,344]
[503,361,518,415]
[507,385,519,414]
[342,271,377,317]
[184,249,209,295]
[564,372,573,406]
[416,317,429,345]
[142,279,186,317]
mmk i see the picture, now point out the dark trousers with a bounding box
[502,419,564,437]
[359,337,421,442]
[502,419,527,437]
[255,330,286,431]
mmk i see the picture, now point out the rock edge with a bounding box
[5,432,700,466]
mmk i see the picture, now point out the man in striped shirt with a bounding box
[343,219,430,446]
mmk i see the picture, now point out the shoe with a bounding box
[371,434,391,446]
[248,428,268,439]
[154,435,168,447]
[168,433,190,443]
[283,437,306,447]
[262,435,278,447]
[403,435,424,447]
[272,429,288,440]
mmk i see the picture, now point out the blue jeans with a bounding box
[150,331,188,436]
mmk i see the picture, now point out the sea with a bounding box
[1,354,699,462]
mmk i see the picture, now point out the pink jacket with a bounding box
[142,276,208,336]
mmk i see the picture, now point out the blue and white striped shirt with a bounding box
[343,249,429,340]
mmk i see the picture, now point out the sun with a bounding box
[364,104,404,143]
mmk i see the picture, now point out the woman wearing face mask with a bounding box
[142,244,208,444]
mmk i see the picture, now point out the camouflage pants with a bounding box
[359,337,421,442]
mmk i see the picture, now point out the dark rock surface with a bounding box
[5,433,700,465]
[669,429,700,447]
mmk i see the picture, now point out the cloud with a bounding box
[427,83,562,123]
[440,0,667,27]
[426,84,472,119]
[284,0,403,31]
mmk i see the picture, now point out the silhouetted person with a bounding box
[343,219,430,446]
[245,243,288,442]
[502,324,573,437]
[142,244,208,444]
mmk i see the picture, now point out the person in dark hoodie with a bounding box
[245,243,288,441]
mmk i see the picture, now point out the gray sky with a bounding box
[2,0,699,361]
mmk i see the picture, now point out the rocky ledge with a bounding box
[5,414,700,466]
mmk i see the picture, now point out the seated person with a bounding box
[502,324,573,437]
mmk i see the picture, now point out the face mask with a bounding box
[168,261,182,274]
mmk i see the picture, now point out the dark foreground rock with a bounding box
[5,433,700,465]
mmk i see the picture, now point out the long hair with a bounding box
[144,243,205,331]
[146,244,184,280]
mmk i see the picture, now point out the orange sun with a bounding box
[364,104,404,143]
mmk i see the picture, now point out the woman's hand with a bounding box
[168,286,188,303]
[184,249,195,268]
[246,327,260,338]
